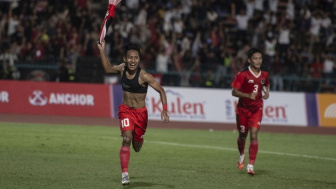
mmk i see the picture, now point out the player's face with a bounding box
[124,50,140,71]
[248,52,262,69]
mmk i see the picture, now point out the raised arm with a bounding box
[141,71,169,123]
[97,0,124,74]
[97,40,125,74]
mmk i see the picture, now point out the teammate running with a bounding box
[231,47,270,175]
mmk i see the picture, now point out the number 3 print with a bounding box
[253,84,258,93]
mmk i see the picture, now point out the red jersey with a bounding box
[231,66,270,112]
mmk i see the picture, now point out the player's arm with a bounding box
[97,40,125,74]
[141,71,169,123]
[263,72,271,99]
[232,88,257,100]
[97,0,124,74]
[262,85,270,99]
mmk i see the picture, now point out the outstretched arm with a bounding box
[141,72,169,123]
[97,40,125,74]
[97,0,124,74]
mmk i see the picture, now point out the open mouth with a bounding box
[129,63,136,68]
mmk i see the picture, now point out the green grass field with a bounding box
[0,122,336,189]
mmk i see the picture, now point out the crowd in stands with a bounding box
[0,0,335,93]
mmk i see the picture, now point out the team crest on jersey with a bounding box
[248,79,254,83]
[261,79,265,84]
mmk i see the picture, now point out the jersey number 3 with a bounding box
[253,84,258,93]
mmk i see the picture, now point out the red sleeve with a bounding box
[231,72,244,90]
[264,72,270,86]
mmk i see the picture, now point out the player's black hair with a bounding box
[247,47,263,59]
[123,43,141,57]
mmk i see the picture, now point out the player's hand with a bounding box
[250,92,257,100]
[118,63,126,71]
[262,90,269,99]
[161,110,169,123]
[97,40,105,51]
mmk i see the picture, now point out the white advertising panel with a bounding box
[262,92,307,126]
[146,87,226,123]
[146,87,307,126]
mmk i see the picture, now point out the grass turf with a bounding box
[0,122,335,189]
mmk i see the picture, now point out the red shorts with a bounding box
[118,104,148,142]
[236,106,262,134]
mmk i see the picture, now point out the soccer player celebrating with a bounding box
[97,0,169,186]
[231,47,270,175]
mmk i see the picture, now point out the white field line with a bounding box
[146,140,336,162]
[107,136,336,161]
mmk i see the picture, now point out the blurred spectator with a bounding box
[156,47,170,73]
[271,55,284,91]
[236,44,250,64]
[206,7,219,23]
[216,50,232,87]
[286,0,295,21]
[310,56,323,92]
[263,10,277,26]
[135,4,147,26]
[7,12,20,37]
[277,23,291,58]
[320,12,332,45]
[300,61,313,91]
[322,53,335,85]
[52,28,66,59]
[308,10,322,56]
[285,55,300,91]
[189,56,202,87]
[254,0,265,13]
[163,5,174,34]
[190,31,202,58]
[268,0,279,13]
[245,0,255,18]
[264,36,277,65]
[235,9,249,44]
[311,56,323,79]
[57,61,70,82]
[125,0,139,12]
[172,17,184,35]
[33,40,46,61]
[0,44,18,70]
[119,16,134,44]
[203,69,215,88]
[230,57,245,78]
[1,60,15,79]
